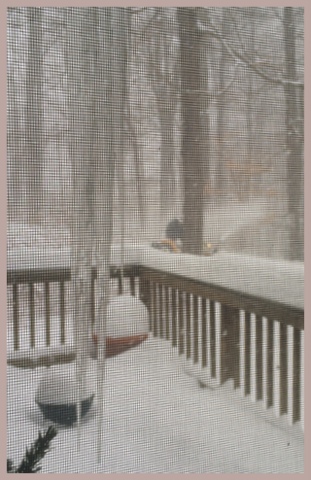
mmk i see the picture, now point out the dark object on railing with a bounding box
[166,218,184,241]
[151,219,184,254]
[203,242,218,256]
[151,239,182,253]
[151,240,219,255]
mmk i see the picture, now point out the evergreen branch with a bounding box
[7,459,15,473]
[8,426,57,473]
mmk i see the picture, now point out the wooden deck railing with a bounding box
[7,264,140,368]
[139,265,304,431]
[7,249,304,431]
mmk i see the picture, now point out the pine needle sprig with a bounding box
[7,459,15,473]
[8,426,57,473]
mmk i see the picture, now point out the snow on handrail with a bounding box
[7,243,304,315]
[136,246,304,314]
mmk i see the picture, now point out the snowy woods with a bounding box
[7,7,304,261]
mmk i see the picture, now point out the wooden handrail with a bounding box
[139,266,304,331]
[7,264,140,285]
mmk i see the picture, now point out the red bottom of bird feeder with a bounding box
[92,333,148,358]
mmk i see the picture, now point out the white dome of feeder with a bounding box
[106,294,149,337]
[90,295,149,359]
[35,366,95,426]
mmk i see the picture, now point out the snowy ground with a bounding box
[7,337,304,474]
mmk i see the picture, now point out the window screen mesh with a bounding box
[7,7,304,474]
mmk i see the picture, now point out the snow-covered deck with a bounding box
[7,337,304,473]
[7,241,304,473]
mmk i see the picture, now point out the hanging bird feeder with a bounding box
[35,367,95,427]
[90,294,149,360]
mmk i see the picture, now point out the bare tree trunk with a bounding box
[146,8,180,218]
[159,108,178,219]
[7,72,23,221]
[127,16,144,225]
[126,116,146,225]
[177,8,206,255]
[245,9,255,201]
[216,9,229,201]
[25,8,44,224]
[283,7,304,261]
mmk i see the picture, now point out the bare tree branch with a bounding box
[129,7,149,15]
[184,60,241,98]
[131,8,161,34]
[197,19,304,89]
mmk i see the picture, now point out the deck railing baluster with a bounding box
[280,322,288,415]
[193,295,199,364]
[256,316,263,401]
[171,288,177,348]
[29,283,35,349]
[160,283,164,339]
[60,281,66,345]
[45,282,50,346]
[165,284,170,340]
[266,317,274,408]
[153,282,158,337]
[201,298,207,369]
[178,290,184,355]
[209,300,216,379]
[185,292,191,360]
[244,312,251,396]
[292,327,301,423]
[12,284,19,351]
